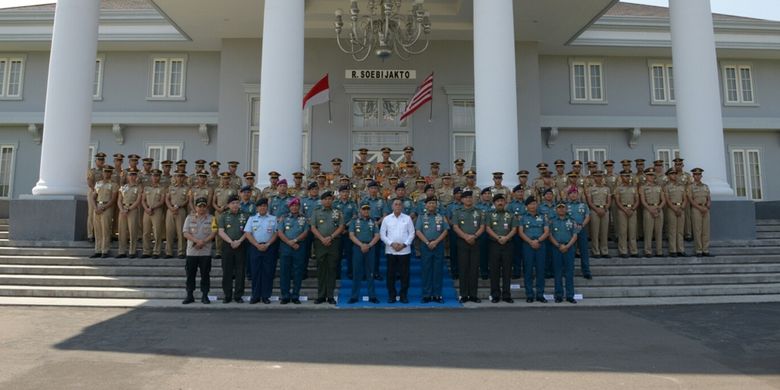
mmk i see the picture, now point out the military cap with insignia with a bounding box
[94,152,107,159]
[219,172,231,178]
[126,168,139,174]
[151,169,162,175]
[195,197,209,206]
[113,153,125,160]
[320,191,334,200]
[644,168,656,175]
[587,161,597,167]
[453,187,462,195]
[415,177,426,183]
[196,171,208,178]
[673,158,684,163]
[194,159,206,165]
[338,184,350,192]
[292,171,304,178]
[103,166,115,173]
[480,188,491,195]
[535,162,548,169]
[353,162,363,168]
[512,184,523,192]
[310,161,322,167]
[604,159,615,166]
[524,196,537,206]
[141,157,154,164]
[176,159,187,166]
[691,168,704,174]
[634,158,646,164]
[268,171,280,178]
[243,171,256,178]
[620,159,632,165]
[128,154,141,161]
[567,172,578,178]
[619,170,632,176]
[653,159,664,166]
[554,159,566,166]
[441,172,452,178]
[307,182,319,190]
[492,194,505,202]
[227,161,239,167]
[381,147,392,153]
[453,158,465,165]
[571,160,583,167]
[174,171,187,177]
[403,146,414,152]
[430,162,440,167]
[516,170,529,177]
[331,157,343,164]
[425,196,437,203]
[556,202,567,209]
[209,160,221,167]
[405,161,417,166]
[360,202,371,210]
[465,169,476,177]
[161,160,173,167]
[461,190,473,198]
[240,185,252,193]
[666,168,677,175]
[492,171,503,178]
[227,195,240,203]
[592,170,604,176]
[358,147,369,153]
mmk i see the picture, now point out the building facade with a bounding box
[0,0,777,230]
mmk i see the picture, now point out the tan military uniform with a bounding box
[229,174,242,191]
[207,173,220,189]
[118,183,142,256]
[93,180,117,254]
[605,172,619,240]
[554,174,568,195]
[689,182,711,255]
[142,184,166,256]
[587,185,610,256]
[165,184,189,256]
[213,185,238,256]
[614,184,638,256]
[488,185,510,199]
[261,185,278,199]
[665,182,687,254]
[86,166,103,240]
[679,171,693,239]
[641,183,664,256]
[451,172,467,188]
[436,186,455,206]
[189,185,213,213]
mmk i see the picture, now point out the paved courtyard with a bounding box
[0,303,778,389]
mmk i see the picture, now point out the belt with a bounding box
[594,205,606,208]
[97,201,109,205]
[622,204,632,208]
[647,203,659,207]
[672,202,683,206]
[122,203,134,207]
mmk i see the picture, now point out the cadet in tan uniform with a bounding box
[355,148,374,177]
[261,171,280,199]
[174,159,188,185]
[117,168,142,258]
[165,172,190,259]
[532,162,549,194]
[243,171,262,201]
[207,161,221,189]
[426,162,442,189]
[213,172,238,259]
[603,160,618,241]
[673,158,694,241]
[634,159,647,241]
[141,169,166,258]
[328,158,347,189]
[188,171,213,213]
[436,174,455,205]
[452,159,467,188]
[614,170,639,258]
[111,153,126,240]
[462,170,480,195]
[688,168,713,257]
[553,160,568,197]
[307,161,323,183]
[640,169,665,257]
[290,172,307,198]
[189,159,207,186]
[488,172,510,198]
[139,158,154,186]
[226,161,242,190]
[664,169,687,257]
[91,167,118,258]
[516,170,535,201]
[586,171,611,258]
[160,160,174,189]
[86,152,107,243]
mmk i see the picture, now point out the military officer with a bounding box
[451,159,467,188]
[91,167,118,258]
[397,145,415,169]
[445,187,463,279]
[354,148,374,176]
[619,160,634,182]
[243,198,279,304]
[383,182,415,217]
[351,163,366,192]
[227,161,242,190]
[307,161,323,183]
[86,152,107,243]
[141,169,165,258]
[277,197,310,304]
[614,170,639,258]
[188,171,213,213]
[347,203,381,304]
[484,194,516,303]
[400,161,418,184]
[604,160,619,241]
[238,186,256,214]
[328,158,347,189]
[182,197,217,305]
[416,196,449,304]
[334,184,357,279]
[117,168,142,258]
[375,147,397,180]
[362,180,387,281]
[548,202,580,304]
[207,161,221,189]
[562,172,585,203]
[654,159,665,177]
[290,172,307,198]
[688,168,713,257]
[673,158,694,242]
[566,186,592,279]
[532,162,549,194]
[269,179,291,219]
[310,191,345,304]
[664,169,688,257]
[262,171,280,199]
[586,170,611,258]
[436,173,455,206]
[213,172,238,259]
[462,170,480,195]
[243,171,262,201]
[508,185,527,279]
[316,173,331,193]
[190,159,207,185]
[553,160,568,195]
[160,160,174,189]
[410,176,427,204]
[516,170,535,201]
[217,195,249,303]
[426,162,442,189]
[165,172,189,259]
[640,169,665,257]
[173,159,188,184]
[111,153,126,185]
[571,160,586,188]
[301,182,321,268]
[518,196,550,303]
[139,157,154,186]
[538,187,557,278]
[451,190,484,303]
[634,159,648,241]
[476,188,495,280]
[488,172,510,198]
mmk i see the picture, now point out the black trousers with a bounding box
[489,240,513,299]
[221,243,246,300]
[386,253,410,299]
[185,255,212,296]
[457,238,480,298]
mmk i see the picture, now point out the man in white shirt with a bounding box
[380,198,415,304]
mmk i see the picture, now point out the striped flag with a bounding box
[400,72,433,123]
[302,74,330,110]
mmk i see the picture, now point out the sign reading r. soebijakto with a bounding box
[345,70,416,80]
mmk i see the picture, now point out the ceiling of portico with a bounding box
[150,0,618,50]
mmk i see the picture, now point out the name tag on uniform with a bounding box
[226,224,232,229]
[436,224,441,232]
[356,228,361,233]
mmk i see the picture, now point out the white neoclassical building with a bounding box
[2,0,779,239]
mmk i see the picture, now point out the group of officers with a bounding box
[85,145,713,305]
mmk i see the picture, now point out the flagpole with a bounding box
[328,98,333,124]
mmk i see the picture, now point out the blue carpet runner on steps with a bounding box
[336,252,462,308]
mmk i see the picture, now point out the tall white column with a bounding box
[257,0,304,186]
[669,0,733,199]
[32,0,100,196]
[473,0,519,189]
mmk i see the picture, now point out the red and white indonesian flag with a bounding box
[302,74,330,110]
[400,72,433,122]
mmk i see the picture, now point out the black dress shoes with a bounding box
[470,297,481,303]
[433,296,444,304]
[262,298,271,304]
[584,274,593,280]
[249,298,260,304]
[314,298,326,304]
[182,296,195,304]
[201,295,211,304]
[101,253,110,258]
[164,255,173,259]
[491,297,500,303]
[223,297,232,304]
[526,297,534,303]
[368,297,380,304]
[234,297,244,303]
[327,298,337,305]
[421,297,431,303]
[536,296,548,303]
[458,297,468,304]
[566,298,577,304]
[555,297,563,303]
[400,297,409,304]
[503,298,514,304]
[387,297,396,304]
[90,253,101,258]
[280,298,290,305]
[347,298,358,304]
[116,254,127,259]
[292,298,301,304]
[140,254,151,259]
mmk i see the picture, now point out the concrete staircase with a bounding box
[0,218,780,307]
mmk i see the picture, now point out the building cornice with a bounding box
[0,111,218,126]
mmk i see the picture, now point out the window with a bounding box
[570,59,605,103]
[87,145,96,170]
[0,56,24,99]
[451,99,475,131]
[148,55,186,99]
[656,148,680,172]
[731,148,763,200]
[722,64,755,105]
[146,144,182,169]
[352,98,408,130]
[93,56,104,100]
[0,145,16,198]
[249,96,310,174]
[453,133,476,170]
[649,62,675,104]
[574,147,607,165]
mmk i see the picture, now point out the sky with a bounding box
[623,0,780,21]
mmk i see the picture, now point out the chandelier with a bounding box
[334,0,431,62]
